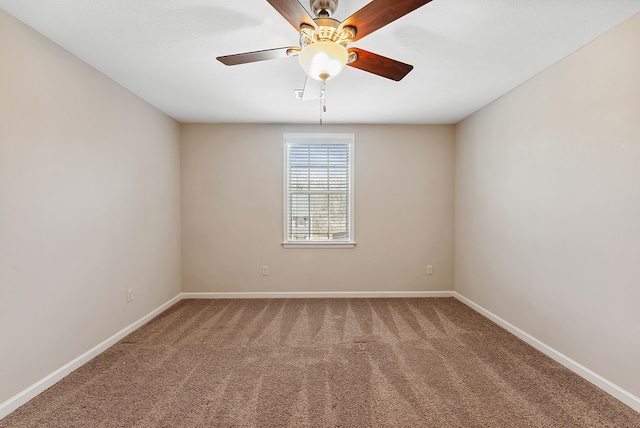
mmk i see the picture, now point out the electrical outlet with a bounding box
[262,266,269,276]
[127,288,134,302]
[427,265,433,275]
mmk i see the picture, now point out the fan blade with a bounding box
[347,48,413,81]
[217,47,298,66]
[302,76,324,101]
[341,0,433,42]
[266,0,318,32]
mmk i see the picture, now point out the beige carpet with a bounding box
[2,298,639,427]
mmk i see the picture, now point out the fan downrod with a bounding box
[310,0,338,18]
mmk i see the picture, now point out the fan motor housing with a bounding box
[300,18,355,48]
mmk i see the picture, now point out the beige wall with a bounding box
[181,124,454,293]
[0,10,182,404]
[455,13,640,397]
[4,0,638,413]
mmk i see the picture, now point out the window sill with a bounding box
[281,242,356,249]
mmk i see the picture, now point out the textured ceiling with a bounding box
[1,0,639,124]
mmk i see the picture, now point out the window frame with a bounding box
[282,133,355,249]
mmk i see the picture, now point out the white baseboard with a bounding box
[0,290,450,420]
[181,291,454,299]
[6,291,638,419]
[453,292,640,413]
[0,294,182,420]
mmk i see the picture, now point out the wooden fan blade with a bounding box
[266,0,318,32]
[347,48,414,81]
[341,0,433,42]
[217,47,298,66]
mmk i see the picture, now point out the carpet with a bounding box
[2,298,639,427]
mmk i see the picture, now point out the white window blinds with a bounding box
[284,134,354,244]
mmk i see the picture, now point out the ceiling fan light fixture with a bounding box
[298,41,348,81]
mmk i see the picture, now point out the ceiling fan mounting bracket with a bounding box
[310,0,338,18]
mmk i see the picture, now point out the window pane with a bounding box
[285,136,352,242]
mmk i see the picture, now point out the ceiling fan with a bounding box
[217,0,434,83]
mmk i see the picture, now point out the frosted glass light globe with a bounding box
[298,41,348,81]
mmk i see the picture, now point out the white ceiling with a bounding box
[2,0,640,124]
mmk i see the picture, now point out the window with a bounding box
[283,133,355,248]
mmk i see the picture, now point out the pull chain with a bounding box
[320,80,327,125]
